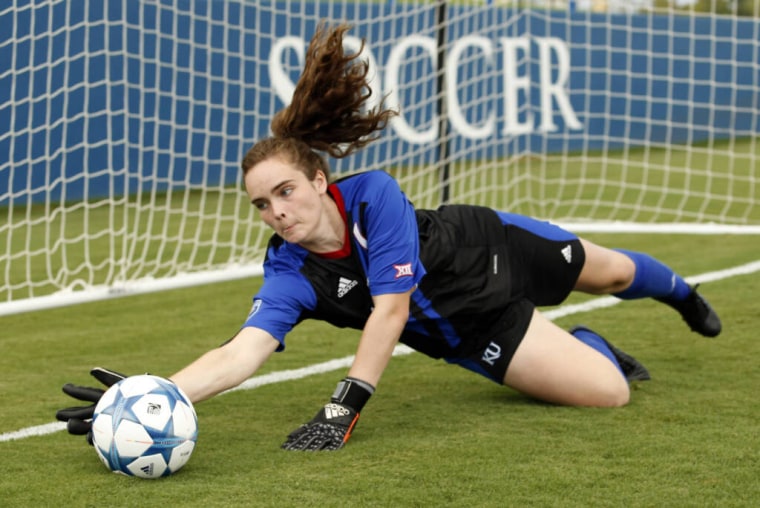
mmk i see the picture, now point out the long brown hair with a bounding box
[241,23,397,180]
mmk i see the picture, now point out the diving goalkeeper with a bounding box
[57,23,721,451]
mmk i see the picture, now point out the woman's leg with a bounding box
[503,309,631,407]
[575,239,721,337]
[575,239,687,297]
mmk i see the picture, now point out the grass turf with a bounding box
[1,233,759,507]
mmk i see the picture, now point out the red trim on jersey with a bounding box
[316,183,351,259]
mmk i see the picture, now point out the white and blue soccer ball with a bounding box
[91,374,198,479]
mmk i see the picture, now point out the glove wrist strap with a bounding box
[331,377,374,412]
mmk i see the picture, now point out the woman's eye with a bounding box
[281,187,293,197]
[254,202,268,210]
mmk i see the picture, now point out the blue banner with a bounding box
[1,1,758,204]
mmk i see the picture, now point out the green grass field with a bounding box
[1,232,758,507]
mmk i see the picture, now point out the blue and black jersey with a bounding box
[243,170,584,367]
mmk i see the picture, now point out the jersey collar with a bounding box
[315,183,351,259]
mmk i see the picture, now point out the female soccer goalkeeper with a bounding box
[57,24,721,451]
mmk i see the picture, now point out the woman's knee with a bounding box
[585,378,630,408]
[505,370,630,408]
[503,310,632,407]
[576,240,636,294]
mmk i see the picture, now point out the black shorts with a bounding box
[444,298,535,383]
[505,221,586,307]
[443,216,586,383]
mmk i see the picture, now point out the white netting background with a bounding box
[1,0,758,312]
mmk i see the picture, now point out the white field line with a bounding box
[3,259,760,443]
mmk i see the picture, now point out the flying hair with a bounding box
[241,23,397,177]
[272,23,396,158]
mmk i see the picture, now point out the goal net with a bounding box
[2,0,759,314]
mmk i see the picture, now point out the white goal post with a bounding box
[1,0,759,315]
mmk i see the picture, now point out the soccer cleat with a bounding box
[570,326,651,383]
[604,340,651,383]
[655,284,722,338]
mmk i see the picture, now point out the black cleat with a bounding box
[604,340,651,383]
[570,326,651,383]
[655,284,722,338]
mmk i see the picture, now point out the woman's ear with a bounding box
[312,169,329,193]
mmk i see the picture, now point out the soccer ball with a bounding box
[91,374,198,479]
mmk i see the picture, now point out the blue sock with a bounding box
[613,249,691,301]
[570,327,623,376]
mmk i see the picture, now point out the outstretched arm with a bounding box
[281,288,412,451]
[348,288,413,387]
[55,326,279,443]
[170,326,280,403]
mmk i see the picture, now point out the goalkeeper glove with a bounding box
[55,367,127,444]
[281,377,374,451]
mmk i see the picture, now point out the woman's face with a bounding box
[244,157,328,244]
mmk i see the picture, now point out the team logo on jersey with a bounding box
[337,277,358,298]
[394,263,414,278]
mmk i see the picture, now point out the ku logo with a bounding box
[482,341,502,366]
[394,263,413,278]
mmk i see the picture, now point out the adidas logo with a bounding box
[561,245,572,263]
[140,463,154,476]
[323,403,350,419]
[337,277,358,298]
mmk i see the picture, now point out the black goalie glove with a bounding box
[55,367,127,444]
[281,377,374,451]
